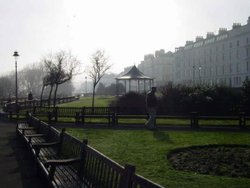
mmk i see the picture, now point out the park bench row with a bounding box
[16,114,163,188]
[31,107,250,128]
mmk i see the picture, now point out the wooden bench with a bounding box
[17,115,163,188]
[114,107,148,125]
[75,107,115,126]
[32,130,87,188]
[35,132,163,188]
[34,106,82,123]
[16,114,40,139]
[17,115,46,143]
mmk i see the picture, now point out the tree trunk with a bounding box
[91,83,96,111]
[48,85,54,107]
[53,84,59,107]
[40,85,45,107]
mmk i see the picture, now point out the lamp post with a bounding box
[192,65,195,84]
[13,51,19,107]
[198,66,202,85]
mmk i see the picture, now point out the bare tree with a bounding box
[88,50,111,108]
[43,54,56,106]
[42,51,80,107]
[19,63,45,97]
[0,76,14,99]
[40,75,51,106]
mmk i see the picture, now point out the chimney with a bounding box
[206,32,215,39]
[195,36,203,42]
[232,23,241,29]
[155,49,165,58]
[185,41,193,46]
[219,28,227,34]
[248,16,250,24]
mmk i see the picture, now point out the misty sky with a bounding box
[1,0,250,78]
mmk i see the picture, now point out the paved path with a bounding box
[0,121,46,188]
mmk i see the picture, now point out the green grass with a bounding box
[58,96,115,107]
[66,128,250,188]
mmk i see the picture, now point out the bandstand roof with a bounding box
[116,65,153,80]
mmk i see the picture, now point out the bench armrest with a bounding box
[32,141,61,155]
[44,158,82,180]
[44,158,81,167]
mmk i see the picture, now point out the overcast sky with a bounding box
[1,0,250,77]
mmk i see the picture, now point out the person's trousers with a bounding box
[145,108,156,129]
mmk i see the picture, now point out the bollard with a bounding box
[190,112,199,128]
[239,112,246,129]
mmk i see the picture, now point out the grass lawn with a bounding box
[66,128,250,188]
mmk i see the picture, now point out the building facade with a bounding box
[173,17,250,87]
[137,49,174,86]
[124,16,250,88]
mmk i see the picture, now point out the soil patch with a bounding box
[167,144,250,178]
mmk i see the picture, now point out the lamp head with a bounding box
[13,51,19,61]
[13,51,19,57]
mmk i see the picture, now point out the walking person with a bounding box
[145,87,157,130]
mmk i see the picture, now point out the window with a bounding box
[230,64,233,73]
[237,40,240,47]
[229,42,232,48]
[247,62,249,72]
[238,77,242,85]
[236,50,239,59]
[247,37,249,44]
[237,64,240,73]
[229,78,232,87]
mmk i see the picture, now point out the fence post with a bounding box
[78,139,88,178]
[48,112,52,124]
[115,107,119,126]
[33,106,36,115]
[81,107,85,125]
[111,112,116,126]
[239,112,246,129]
[120,164,136,188]
[54,107,58,122]
[190,112,199,128]
[75,112,80,124]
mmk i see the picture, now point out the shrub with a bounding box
[109,92,146,114]
[158,85,242,115]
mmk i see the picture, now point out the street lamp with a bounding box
[198,66,202,85]
[13,51,19,107]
